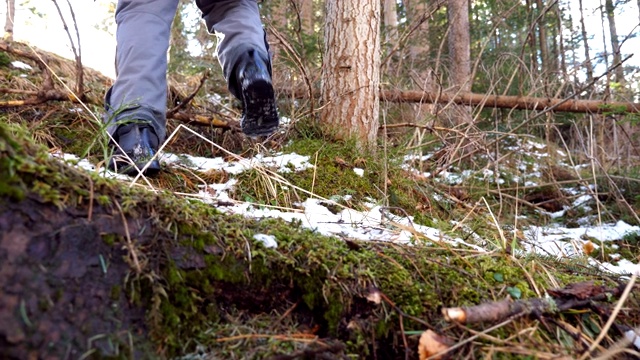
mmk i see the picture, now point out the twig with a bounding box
[65,0,83,97]
[216,333,319,343]
[268,25,314,115]
[51,0,84,98]
[113,200,143,274]
[379,0,447,70]
[277,300,300,323]
[427,317,517,359]
[579,274,637,359]
[372,288,436,331]
[442,281,628,325]
[167,70,210,117]
[267,342,346,360]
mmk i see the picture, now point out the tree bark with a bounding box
[578,0,594,84]
[447,0,472,123]
[400,0,439,123]
[4,0,15,41]
[447,0,471,93]
[605,0,624,86]
[534,0,561,99]
[525,0,538,75]
[552,1,564,77]
[382,0,398,44]
[405,0,431,65]
[294,0,313,36]
[321,0,380,150]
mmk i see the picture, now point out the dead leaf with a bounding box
[582,241,595,255]
[334,156,350,167]
[418,330,452,360]
[365,287,382,305]
[354,157,367,167]
[416,203,431,212]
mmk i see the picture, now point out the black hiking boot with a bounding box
[234,50,280,138]
[108,123,161,177]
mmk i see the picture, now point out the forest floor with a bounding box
[1,40,640,360]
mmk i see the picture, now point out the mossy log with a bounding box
[0,121,635,359]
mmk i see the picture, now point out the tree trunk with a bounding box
[447,0,470,93]
[605,0,624,87]
[535,0,550,82]
[321,0,380,150]
[526,0,539,76]
[598,0,612,100]
[4,0,15,41]
[552,1,563,78]
[382,0,398,44]
[294,0,313,36]
[406,0,430,64]
[403,0,439,124]
[447,0,472,123]
[578,0,594,84]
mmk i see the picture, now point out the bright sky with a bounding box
[2,0,639,80]
[2,0,117,78]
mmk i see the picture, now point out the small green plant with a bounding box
[0,51,11,67]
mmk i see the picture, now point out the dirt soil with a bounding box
[0,196,149,359]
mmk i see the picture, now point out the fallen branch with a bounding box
[442,281,627,324]
[381,90,640,114]
[267,342,346,360]
[4,37,640,117]
[169,111,239,131]
[167,70,209,118]
[0,88,77,107]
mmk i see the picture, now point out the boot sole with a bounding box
[108,156,161,177]
[241,79,279,137]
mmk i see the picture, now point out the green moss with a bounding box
[0,123,28,200]
[102,233,117,246]
[110,285,122,301]
[230,137,435,218]
[0,51,10,67]
[96,195,111,206]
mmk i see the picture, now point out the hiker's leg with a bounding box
[195,0,271,97]
[104,0,179,143]
[196,0,279,137]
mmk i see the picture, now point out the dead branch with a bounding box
[167,70,210,117]
[51,0,84,99]
[267,342,347,360]
[268,25,315,115]
[273,84,640,114]
[169,111,240,131]
[379,0,447,70]
[380,90,640,114]
[0,89,76,107]
[442,281,627,324]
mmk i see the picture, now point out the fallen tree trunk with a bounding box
[380,90,640,114]
[278,87,640,114]
[3,40,639,116]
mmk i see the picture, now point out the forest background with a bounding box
[2,0,640,359]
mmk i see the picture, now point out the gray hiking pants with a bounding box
[104,0,270,143]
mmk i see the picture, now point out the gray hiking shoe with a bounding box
[108,123,161,177]
[234,50,280,137]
